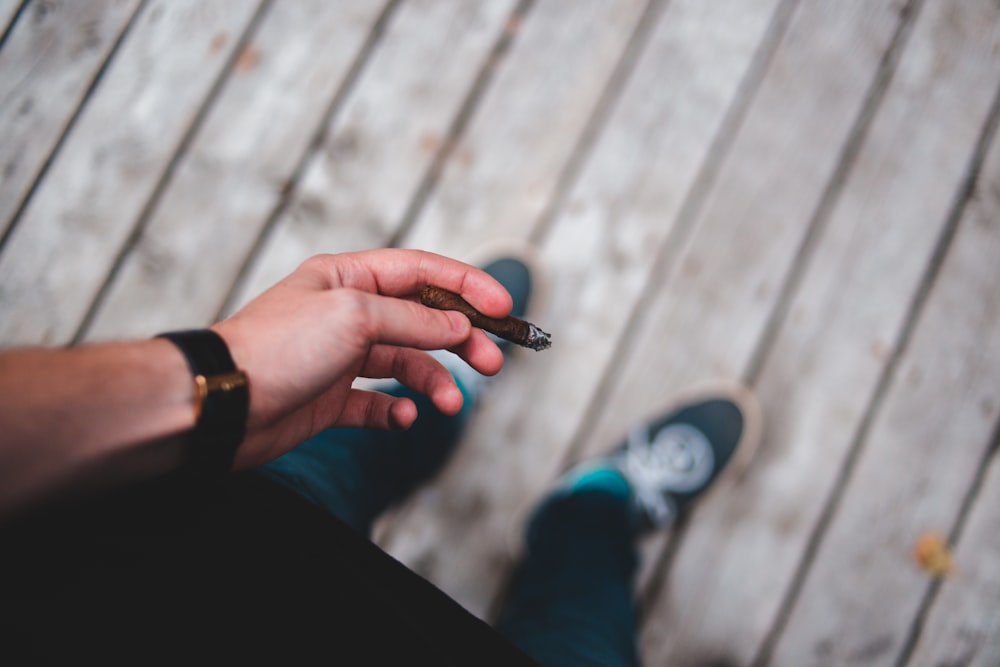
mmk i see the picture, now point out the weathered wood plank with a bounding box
[0,0,26,37]
[0,0,997,658]
[907,440,1000,667]
[634,1,1000,664]
[0,0,262,346]
[398,0,652,257]
[81,0,391,341]
[568,0,913,653]
[0,0,140,241]
[223,0,519,317]
[768,103,1000,666]
[578,0,909,457]
[578,0,915,603]
[382,0,784,619]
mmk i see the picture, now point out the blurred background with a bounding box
[1,1,998,664]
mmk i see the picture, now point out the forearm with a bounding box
[0,339,196,515]
[0,249,511,516]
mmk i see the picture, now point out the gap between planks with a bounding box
[526,0,669,247]
[902,412,1000,667]
[0,0,29,51]
[567,0,975,662]
[368,0,666,603]
[897,415,1000,667]
[635,0,926,631]
[217,0,531,321]
[753,68,1000,667]
[0,0,146,254]
[71,0,274,344]
[556,0,799,473]
[383,0,536,250]
[214,0,405,321]
[742,0,927,387]
[891,81,1000,667]
[368,0,656,542]
[514,0,804,628]
[382,0,793,621]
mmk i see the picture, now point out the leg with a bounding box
[497,382,762,667]
[256,378,474,535]
[496,477,641,667]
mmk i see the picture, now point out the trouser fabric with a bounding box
[257,382,641,667]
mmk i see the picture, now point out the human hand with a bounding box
[212,249,512,469]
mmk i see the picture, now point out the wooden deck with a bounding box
[2,1,999,664]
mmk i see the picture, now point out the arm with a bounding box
[0,339,195,513]
[0,249,512,516]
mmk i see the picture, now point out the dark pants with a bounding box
[257,382,641,667]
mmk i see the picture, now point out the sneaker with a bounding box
[553,381,762,531]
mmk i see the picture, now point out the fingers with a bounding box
[445,328,504,377]
[307,249,514,318]
[340,287,467,350]
[341,288,486,364]
[361,345,466,415]
[337,389,418,431]
[345,286,505,379]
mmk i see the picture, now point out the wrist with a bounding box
[156,329,250,475]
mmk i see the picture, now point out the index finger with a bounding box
[314,249,514,319]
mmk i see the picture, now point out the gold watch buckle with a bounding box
[193,371,248,421]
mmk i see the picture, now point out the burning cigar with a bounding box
[421,285,551,351]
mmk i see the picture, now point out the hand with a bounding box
[212,249,512,469]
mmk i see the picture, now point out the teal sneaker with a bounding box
[553,382,762,531]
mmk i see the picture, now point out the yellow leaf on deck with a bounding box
[913,532,955,577]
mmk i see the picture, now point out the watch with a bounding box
[156,329,249,474]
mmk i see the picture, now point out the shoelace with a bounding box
[620,423,715,527]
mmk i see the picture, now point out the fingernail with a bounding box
[443,384,464,415]
[447,311,469,333]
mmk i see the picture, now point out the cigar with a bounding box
[420,285,551,351]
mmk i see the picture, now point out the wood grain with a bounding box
[0,0,261,345]
[382,0,782,618]
[0,0,25,34]
[636,0,1000,663]
[2,1,999,662]
[907,443,1000,667]
[0,0,140,240]
[398,0,651,258]
[81,0,389,341]
[768,83,1000,665]
[223,0,518,316]
[578,0,912,613]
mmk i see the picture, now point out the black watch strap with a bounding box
[156,329,249,474]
